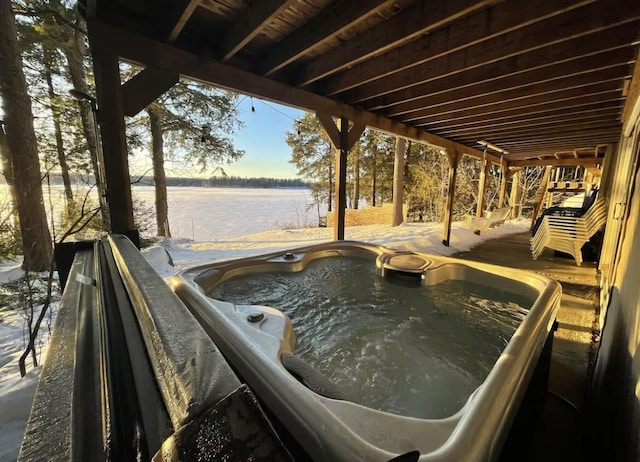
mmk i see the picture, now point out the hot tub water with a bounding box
[209,256,530,419]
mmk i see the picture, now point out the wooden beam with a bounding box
[498,159,509,208]
[334,117,349,241]
[476,155,490,218]
[295,0,496,86]
[622,46,640,136]
[88,20,489,163]
[356,26,637,109]
[168,0,200,42]
[448,120,623,141]
[510,156,605,167]
[529,166,553,230]
[218,0,293,61]
[260,0,393,76]
[442,150,461,246]
[347,122,365,151]
[88,48,134,233]
[400,81,623,124]
[339,2,640,102]
[383,62,631,118]
[121,67,179,116]
[322,0,595,96]
[416,95,624,130]
[427,102,623,134]
[315,113,340,146]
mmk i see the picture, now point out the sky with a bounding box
[226,97,305,179]
[129,96,306,180]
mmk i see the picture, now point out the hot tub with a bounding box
[172,241,560,461]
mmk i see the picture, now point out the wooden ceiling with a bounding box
[83,0,640,165]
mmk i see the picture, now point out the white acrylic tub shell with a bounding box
[172,241,561,461]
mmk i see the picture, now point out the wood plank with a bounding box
[121,67,179,116]
[352,25,638,108]
[260,0,393,76]
[342,8,640,103]
[321,0,593,95]
[218,0,293,61]
[415,94,624,129]
[443,112,623,139]
[168,0,200,42]
[88,20,491,163]
[511,156,605,167]
[622,48,640,135]
[453,121,623,141]
[295,0,496,86]
[399,80,623,123]
[506,141,619,155]
[421,101,623,132]
[386,65,630,118]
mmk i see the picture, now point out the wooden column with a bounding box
[498,158,509,208]
[476,155,490,217]
[529,165,553,230]
[509,170,524,219]
[442,150,461,246]
[89,46,135,236]
[392,137,407,226]
[316,113,364,240]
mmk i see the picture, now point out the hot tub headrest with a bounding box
[281,353,349,401]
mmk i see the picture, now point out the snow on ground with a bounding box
[146,219,530,277]
[0,219,529,461]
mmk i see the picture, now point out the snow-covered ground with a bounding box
[0,219,529,461]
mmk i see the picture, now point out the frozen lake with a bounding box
[132,186,321,241]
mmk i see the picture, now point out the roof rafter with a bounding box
[340,4,640,103]
[88,20,494,164]
[360,31,636,111]
[294,0,497,86]
[218,0,294,61]
[259,0,395,77]
[321,0,594,96]
[510,156,605,167]
[397,78,624,123]
[167,0,200,42]
[414,93,624,128]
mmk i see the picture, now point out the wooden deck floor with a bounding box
[453,231,599,460]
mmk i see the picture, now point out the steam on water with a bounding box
[210,256,530,419]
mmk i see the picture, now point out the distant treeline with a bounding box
[43,173,310,189]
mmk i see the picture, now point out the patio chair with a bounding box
[464,207,512,235]
[530,197,606,266]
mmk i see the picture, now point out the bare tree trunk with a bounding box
[43,47,74,208]
[392,137,407,226]
[352,147,360,209]
[371,151,377,207]
[327,159,333,212]
[0,0,52,271]
[65,12,109,228]
[147,106,171,237]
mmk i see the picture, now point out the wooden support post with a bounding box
[442,150,461,246]
[89,47,136,236]
[476,155,490,217]
[509,170,524,219]
[529,165,553,230]
[334,117,349,240]
[316,113,364,240]
[498,159,508,208]
[392,137,407,226]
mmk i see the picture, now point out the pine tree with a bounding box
[0,0,53,270]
